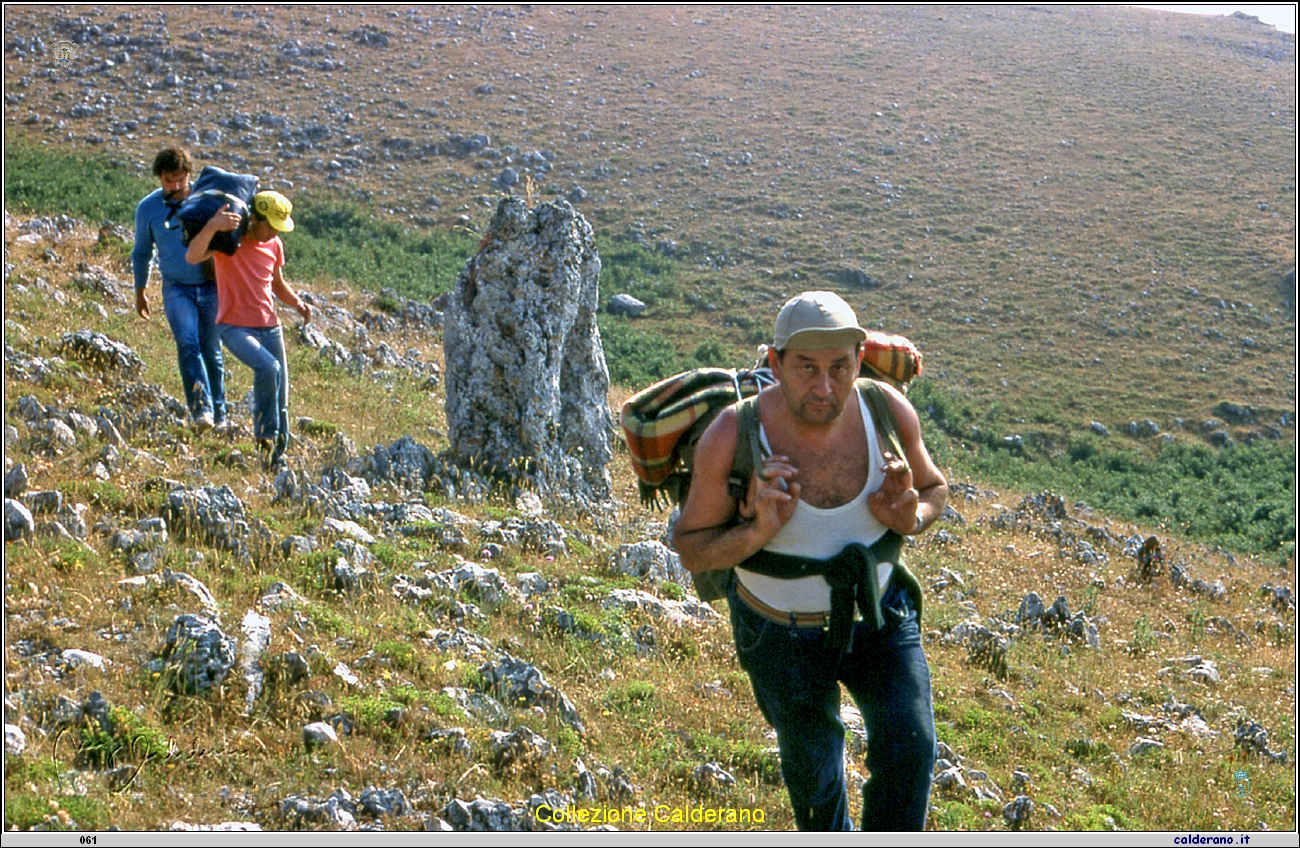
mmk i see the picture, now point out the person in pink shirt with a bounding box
[186,190,312,470]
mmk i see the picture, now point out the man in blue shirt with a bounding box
[132,147,226,431]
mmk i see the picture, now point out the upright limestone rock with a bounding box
[444,197,612,503]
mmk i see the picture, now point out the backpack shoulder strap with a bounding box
[727,394,766,501]
[859,379,908,472]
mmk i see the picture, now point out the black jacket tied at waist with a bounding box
[738,531,909,653]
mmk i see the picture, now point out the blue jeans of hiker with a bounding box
[161,280,226,423]
[728,575,937,831]
[217,324,288,442]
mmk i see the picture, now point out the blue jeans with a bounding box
[217,324,288,442]
[161,280,226,423]
[728,574,937,831]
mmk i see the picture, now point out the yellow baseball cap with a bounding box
[253,190,294,232]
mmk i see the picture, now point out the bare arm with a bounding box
[867,382,948,536]
[271,264,311,323]
[185,204,240,265]
[671,401,801,574]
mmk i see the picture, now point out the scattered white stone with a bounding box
[118,574,161,590]
[239,611,272,714]
[603,588,720,623]
[333,661,360,687]
[5,723,26,756]
[515,490,544,518]
[1129,737,1165,756]
[610,541,692,589]
[62,649,110,670]
[164,570,220,619]
[321,517,375,544]
[303,722,339,749]
[5,498,35,541]
[169,821,263,832]
[516,572,550,597]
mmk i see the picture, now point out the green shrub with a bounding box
[1066,804,1130,831]
[608,680,657,709]
[693,340,724,364]
[80,707,170,768]
[691,734,781,785]
[598,315,685,386]
[375,639,418,672]
[337,694,403,730]
[600,242,681,305]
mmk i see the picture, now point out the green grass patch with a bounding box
[606,680,657,711]
[79,706,171,768]
[337,693,404,731]
[690,733,781,785]
[4,138,477,303]
[290,199,477,300]
[598,315,687,387]
[912,379,1295,559]
[5,139,153,223]
[374,638,420,672]
[599,242,682,306]
[1065,803,1130,831]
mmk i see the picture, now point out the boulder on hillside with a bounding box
[443,197,612,505]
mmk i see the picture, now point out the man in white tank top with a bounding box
[674,291,949,831]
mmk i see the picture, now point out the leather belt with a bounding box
[734,578,830,629]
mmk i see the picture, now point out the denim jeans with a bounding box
[728,574,937,831]
[217,323,288,442]
[161,280,226,423]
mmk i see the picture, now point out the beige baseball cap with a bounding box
[773,290,867,350]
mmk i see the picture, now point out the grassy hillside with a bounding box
[7,138,1292,563]
[2,210,1294,834]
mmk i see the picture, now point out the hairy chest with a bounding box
[768,428,870,509]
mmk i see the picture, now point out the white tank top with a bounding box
[736,390,894,613]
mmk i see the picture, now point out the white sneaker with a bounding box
[194,411,215,433]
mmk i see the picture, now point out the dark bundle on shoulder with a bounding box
[177,166,259,256]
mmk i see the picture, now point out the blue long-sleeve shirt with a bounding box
[132,188,209,290]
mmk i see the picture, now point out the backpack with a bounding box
[177,166,259,256]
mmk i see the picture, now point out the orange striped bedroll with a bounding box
[860,331,923,389]
[620,368,768,506]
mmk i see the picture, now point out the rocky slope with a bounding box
[3,210,1295,832]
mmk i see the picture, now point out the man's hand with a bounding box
[868,450,921,535]
[738,455,802,543]
[135,289,151,320]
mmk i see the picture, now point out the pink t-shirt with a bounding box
[214,236,285,328]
